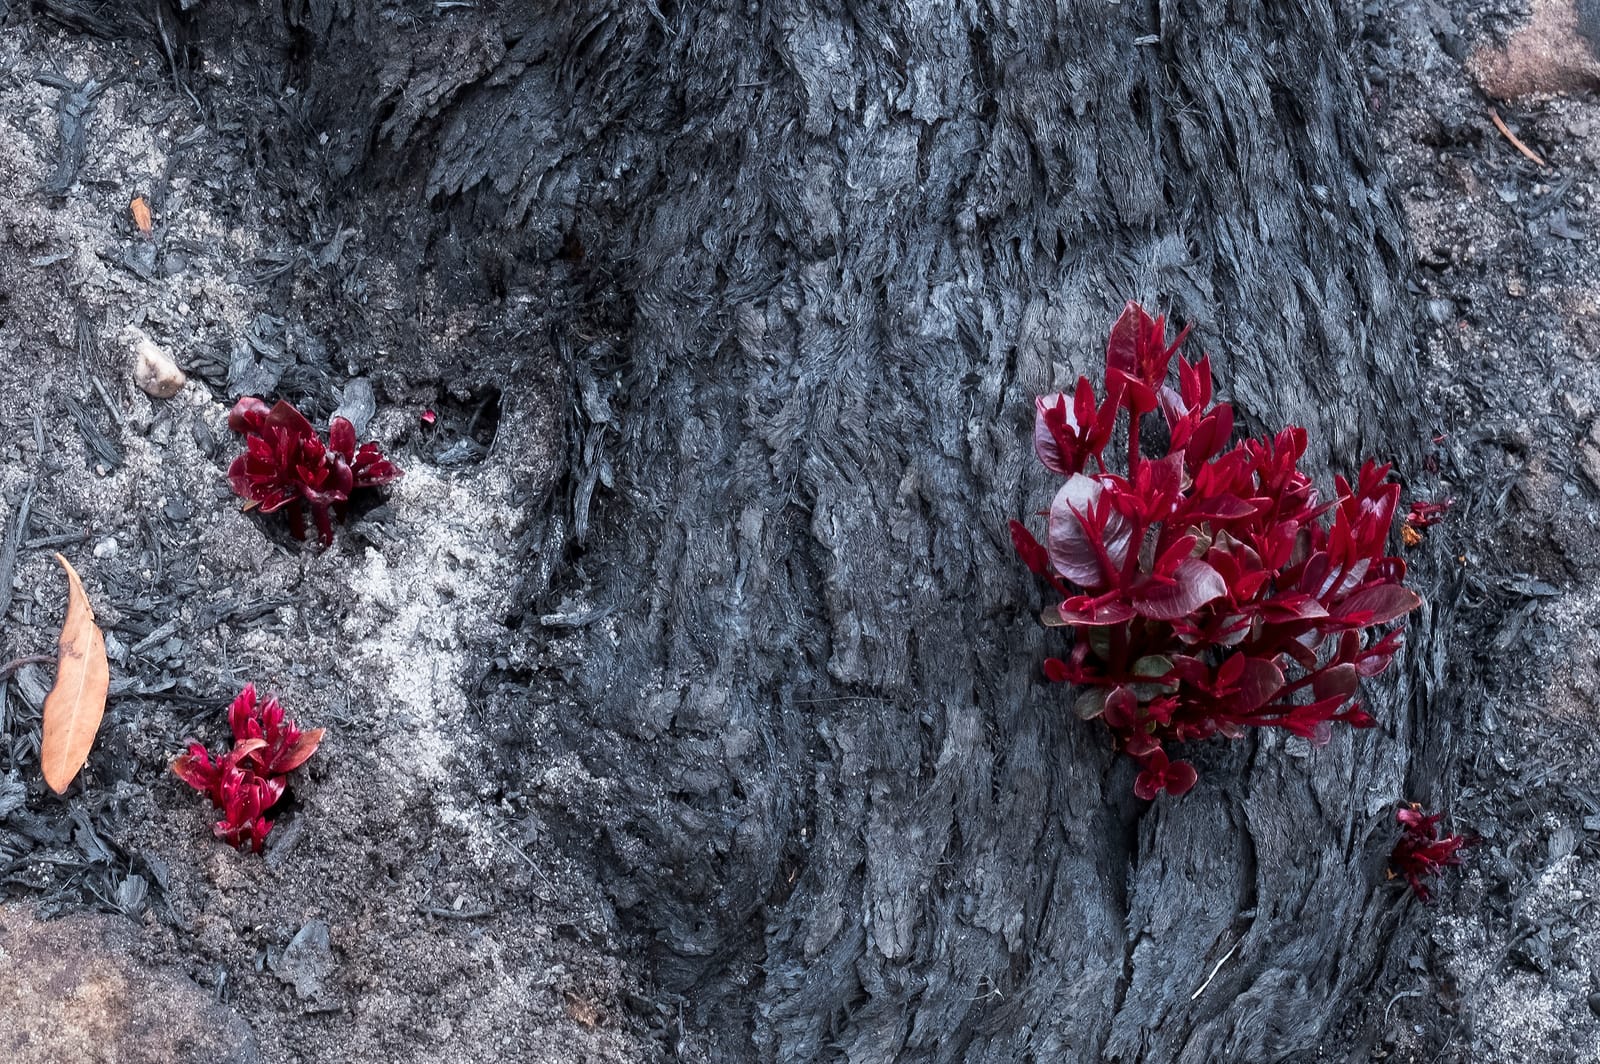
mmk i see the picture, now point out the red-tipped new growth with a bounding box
[227,397,402,547]
[1012,302,1422,797]
[227,683,325,775]
[1401,497,1454,548]
[172,684,323,853]
[1389,805,1469,901]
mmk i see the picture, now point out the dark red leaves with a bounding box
[1390,805,1470,901]
[1035,379,1120,476]
[1048,474,1133,589]
[1133,748,1197,800]
[227,683,326,775]
[227,397,402,547]
[1008,520,1050,577]
[172,684,322,853]
[1405,498,1453,527]
[1013,302,1421,797]
[1332,584,1424,626]
[1106,301,1190,416]
[1402,497,1454,547]
[1128,558,1227,621]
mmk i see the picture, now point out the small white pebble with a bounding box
[123,326,187,399]
[93,537,119,559]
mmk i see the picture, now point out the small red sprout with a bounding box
[1012,302,1422,797]
[227,397,402,547]
[1405,499,1453,527]
[1132,747,1197,801]
[1389,805,1469,901]
[1401,497,1454,548]
[172,684,323,853]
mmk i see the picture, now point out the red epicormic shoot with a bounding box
[1401,497,1454,547]
[1405,499,1454,527]
[172,684,324,853]
[1389,805,1469,901]
[1011,302,1422,798]
[226,397,402,547]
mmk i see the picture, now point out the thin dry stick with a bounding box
[1489,108,1548,168]
[1189,938,1243,1001]
[0,654,53,680]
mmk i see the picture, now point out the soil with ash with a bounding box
[4,2,1600,1063]
[1314,1,1600,1061]
[0,14,653,1064]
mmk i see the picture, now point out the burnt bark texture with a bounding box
[71,0,1450,1059]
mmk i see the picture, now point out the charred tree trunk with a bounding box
[90,0,1449,1059]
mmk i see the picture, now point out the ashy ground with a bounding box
[0,16,654,1064]
[1321,1,1600,1061]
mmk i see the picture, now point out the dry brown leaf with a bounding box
[40,553,109,794]
[130,196,153,236]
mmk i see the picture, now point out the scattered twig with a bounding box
[0,655,54,681]
[153,0,206,118]
[23,533,88,550]
[1189,938,1243,1001]
[417,906,495,920]
[1489,108,1547,168]
[492,826,553,891]
[1384,988,1423,1023]
[91,376,124,428]
[0,477,36,620]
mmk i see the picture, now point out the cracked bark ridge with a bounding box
[170,0,1446,1060]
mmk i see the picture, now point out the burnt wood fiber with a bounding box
[52,0,1448,1060]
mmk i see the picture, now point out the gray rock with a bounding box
[0,906,259,1063]
[272,919,335,1000]
[331,378,376,438]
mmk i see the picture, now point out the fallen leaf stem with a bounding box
[1489,108,1548,168]
[0,654,54,680]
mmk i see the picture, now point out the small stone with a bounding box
[125,327,187,399]
[1560,391,1594,421]
[92,537,119,559]
[1507,275,1527,298]
[0,907,259,1063]
[271,920,335,1001]
[1588,991,1600,1018]
[1469,0,1600,98]
[1577,442,1600,489]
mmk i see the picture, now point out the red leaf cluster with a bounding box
[1405,499,1453,528]
[1389,805,1469,901]
[227,397,402,546]
[1012,302,1421,798]
[1401,496,1454,548]
[172,684,324,853]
